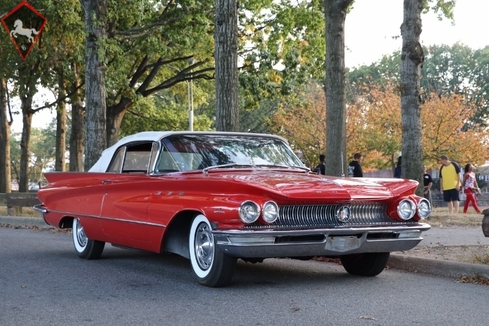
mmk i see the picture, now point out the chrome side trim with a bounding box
[42,209,166,229]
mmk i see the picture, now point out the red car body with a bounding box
[36,131,431,287]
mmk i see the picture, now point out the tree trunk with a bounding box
[80,0,108,170]
[0,77,11,193]
[69,64,85,171]
[19,102,33,193]
[214,0,239,131]
[70,101,85,171]
[401,0,424,195]
[106,97,132,146]
[324,0,353,176]
[55,72,67,171]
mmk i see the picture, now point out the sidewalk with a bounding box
[415,225,487,247]
[1,215,489,279]
[390,226,489,279]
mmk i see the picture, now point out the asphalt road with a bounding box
[1,227,489,326]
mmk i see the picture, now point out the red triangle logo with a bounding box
[1,1,47,60]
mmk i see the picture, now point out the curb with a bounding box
[388,254,489,279]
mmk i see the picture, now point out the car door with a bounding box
[99,142,160,252]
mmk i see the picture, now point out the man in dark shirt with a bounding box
[423,165,433,203]
[314,154,326,175]
[348,153,363,177]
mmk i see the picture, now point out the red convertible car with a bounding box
[35,131,431,287]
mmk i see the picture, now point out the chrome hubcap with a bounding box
[75,219,88,247]
[194,222,214,270]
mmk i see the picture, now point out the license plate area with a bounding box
[325,235,361,252]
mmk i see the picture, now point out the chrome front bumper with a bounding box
[214,223,431,258]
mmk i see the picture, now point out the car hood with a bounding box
[202,171,418,202]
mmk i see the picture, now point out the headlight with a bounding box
[262,201,279,223]
[239,201,260,224]
[397,199,416,220]
[417,198,432,219]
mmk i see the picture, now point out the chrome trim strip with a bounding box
[43,209,166,228]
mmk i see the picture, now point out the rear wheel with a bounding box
[189,215,236,287]
[72,218,105,259]
[340,252,390,276]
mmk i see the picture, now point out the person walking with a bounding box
[462,163,481,214]
[314,154,326,175]
[423,166,433,203]
[439,155,461,214]
[348,153,363,177]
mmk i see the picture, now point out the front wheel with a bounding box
[72,218,105,260]
[340,252,390,276]
[189,215,236,287]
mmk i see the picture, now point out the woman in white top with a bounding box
[463,163,481,214]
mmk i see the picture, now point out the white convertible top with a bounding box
[89,131,171,172]
[88,131,286,172]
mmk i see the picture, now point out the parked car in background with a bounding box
[35,131,431,287]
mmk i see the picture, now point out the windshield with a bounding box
[154,134,305,173]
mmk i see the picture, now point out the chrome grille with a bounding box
[246,203,408,229]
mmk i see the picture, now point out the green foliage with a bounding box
[421,43,489,126]
[239,0,325,112]
[9,125,58,184]
[423,0,455,21]
[120,93,213,136]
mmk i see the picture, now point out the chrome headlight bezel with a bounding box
[239,200,260,224]
[262,201,279,223]
[417,198,432,219]
[397,199,416,220]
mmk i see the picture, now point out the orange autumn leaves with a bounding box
[271,83,488,170]
[270,83,327,167]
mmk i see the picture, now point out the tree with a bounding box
[79,0,108,170]
[0,8,13,192]
[40,0,86,172]
[271,80,488,173]
[1,0,86,190]
[68,64,85,171]
[400,0,455,193]
[238,0,326,115]
[120,93,213,136]
[16,59,43,192]
[215,0,239,131]
[421,93,488,166]
[346,83,403,171]
[9,134,21,184]
[422,43,489,126]
[323,0,354,176]
[0,77,11,193]
[400,0,424,190]
[29,127,56,182]
[54,72,67,171]
[270,82,326,168]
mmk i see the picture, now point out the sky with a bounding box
[345,0,489,67]
[12,0,489,132]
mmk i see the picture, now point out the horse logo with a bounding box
[10,19,39,43]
